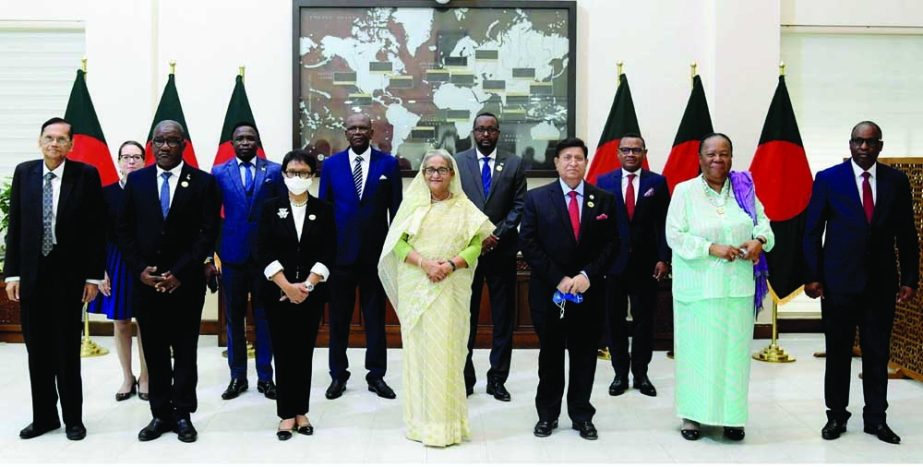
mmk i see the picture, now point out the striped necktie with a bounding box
[41,172,56,256]
[353,155,364,199]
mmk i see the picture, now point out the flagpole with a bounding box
[170,60,176,75]
[690,62,697,84]
[239,65,246,82]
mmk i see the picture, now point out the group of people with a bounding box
[4,113,917,449]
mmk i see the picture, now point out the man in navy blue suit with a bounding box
[520,137,620,440]
[209,123,283,401]
[596,133,670,398]
[318,113,402,400]
[804,121,918,445]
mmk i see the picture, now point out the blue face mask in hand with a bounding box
[552,291,584,319]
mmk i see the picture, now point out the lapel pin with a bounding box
[180,181,189,187]
[277,208,289,219]
[496,164,504,172]
[587,201,595,208]
[589,194,595,200]
[308,214,317,221]
[318,154,325,161]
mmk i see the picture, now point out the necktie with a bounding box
[41,172,56,256]
[481,156,492,198]
[160,172,172,218]
[862,172,874,222]
[353,155,364,199]
[568,190,580,241]
[241,161,253,193]
[625,173,636,221]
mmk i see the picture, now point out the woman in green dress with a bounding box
[378,149,494,447]
[666,133,775,442]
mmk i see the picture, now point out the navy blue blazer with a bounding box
[803,160,919,295]
[212,157,283,265]
[318,148,402,266]
[597,169,671,276]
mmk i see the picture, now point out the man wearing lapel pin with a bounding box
[455,112,527,401]
[209,122,284,401]
[519,138,619,440]
[597,133,671,398]
[117,120,220,443]
[319,113,402,400]
[5,117,105,441]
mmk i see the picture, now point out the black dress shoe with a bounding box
[633,375,657,397]
[681,428,701,441]
[221,378,248,400]
[821,419,847,440]
[609,374,628,396]
[19,422,60,440]
[138,418,174,441]
[65,423,87,441]
[277,429,292,441]
[864,423,900,444]
[367,379,396,399]
[174,418,197,443]
[572,421,598,440]
[325,379,347,400]
[533,419,558,437]
[723,427,745,441]
[486,381,511,402]
[296,423,314,436]
[257,380,277,400]
[116,378,138,402]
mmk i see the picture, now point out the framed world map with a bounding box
[292,0,576,176]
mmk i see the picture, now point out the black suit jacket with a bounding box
[254,195,336,305]
[519,180,619,313]
[116,164,220,290]
[4,159,105,299]
[596,169,671,276]
[455,148,527,256]
[804,160,919,295]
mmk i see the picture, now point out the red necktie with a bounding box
[625,173,636,221]
[568,190,580,241]
[862,172,874,222]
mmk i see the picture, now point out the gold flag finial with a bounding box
[691,62,698,81]
[617,61,623,85]
[169,60,176,75]
[81,56,87,74]
[779,61,786,76]
[239,65,246,82]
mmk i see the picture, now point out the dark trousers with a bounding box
[327,262,387,382]
[135,285,205,422]
[604,274,657,378]
[532,296,603,423]
[267,298,322,419]
[20,249,84,427]
[464,252,517,388]
[221,262,273,382]
[822,290,895,425]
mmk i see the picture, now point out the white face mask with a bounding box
[284,176,312,195]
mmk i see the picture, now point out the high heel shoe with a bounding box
[115,378,138,402]
[277,420,295,441]
[138,379,149,401]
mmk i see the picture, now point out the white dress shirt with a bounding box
[477,147,497,175]
[348,146,371,197]
[622,168,641,205]
[237,157,255,189]
[156,161,184,207]
[559,178,585,219]
[263,201,330,283]
[850,159,877,204]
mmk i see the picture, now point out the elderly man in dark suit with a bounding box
[5,117,105,441]
[804,121,919,445]
[117,120,220,443]
[520,137,620,441]
[596,133,671,398]
[455,112,527,401]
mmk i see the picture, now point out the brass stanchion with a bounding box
[752,300,795,363]
[80,303,108,357]
[597,347,611,360]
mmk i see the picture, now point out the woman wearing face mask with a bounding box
[255,149,335,440]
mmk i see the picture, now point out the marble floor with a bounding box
[0,334,921,464]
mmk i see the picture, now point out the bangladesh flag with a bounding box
[213,74,265,167]
[145,73,198,167]
[64,69,118,186]
[749,75,813,302]
[585,73,647,184]
[661,75,713,193]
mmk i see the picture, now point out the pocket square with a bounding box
[596,213,608,220]
[643,187,655,198]
[379,174,388,180]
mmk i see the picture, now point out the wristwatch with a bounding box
[305,282,315,292]
[755,236,767,245]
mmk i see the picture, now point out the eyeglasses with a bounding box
[850,137,881,147]
[618,147,645,155]
[473,127,499,135]
[40,136,70,145]
[152,138,183,147]
[346,126,371,134]
[423,167,452,176]
[119,154,144,162]
[284,170,313,179]
[557,154,586,163]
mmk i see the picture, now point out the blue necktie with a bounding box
[160,172,172,218]
[481,156,491,198]
[241,161,253,193]
[41,172,56,256]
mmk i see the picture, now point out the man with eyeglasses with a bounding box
[318,113,402,400]
[455,112,526,401]
[117,120,220,443]
[596,133,670,398]
[209,122,284,402]
[5,117,105,441]
[519,138,619,440]
[804,121,918,445]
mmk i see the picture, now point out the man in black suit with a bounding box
[520,138,619,441]
[117,120,220,443]
[804,121,919,445]
[596,133,671,398]
[4,117,105,441]
[455,112,527,401]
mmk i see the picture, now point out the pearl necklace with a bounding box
[290,198,307,208]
